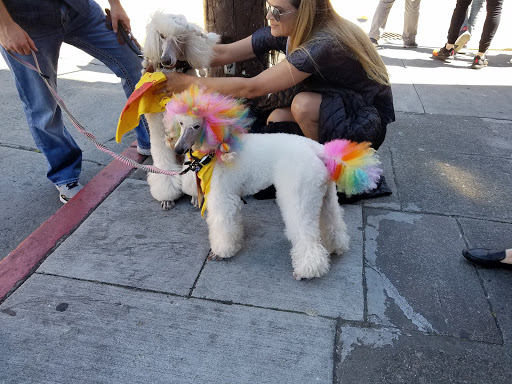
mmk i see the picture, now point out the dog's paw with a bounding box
[190,196,199,208]
[293,270,319,281]
[207,250,223,261]
[160,200,176,210]
[292,261,329,280]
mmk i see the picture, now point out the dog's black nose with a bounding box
[175,147,185,155]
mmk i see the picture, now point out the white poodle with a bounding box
[142,12,219,209]
[163,88,382,280]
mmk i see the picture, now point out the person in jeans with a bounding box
[432,0,503,69]
[0,0,151,203]
[453,0,486,53]
[368,0,422,48]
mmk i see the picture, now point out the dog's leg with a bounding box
[146,112,184,210]
[275,180,330,280]
[320,183,350,255]
[181,169,199,208]
[206,189,244,260]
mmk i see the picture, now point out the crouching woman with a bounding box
[158,0,395,198]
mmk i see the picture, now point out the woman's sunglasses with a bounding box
[266,3,298,22]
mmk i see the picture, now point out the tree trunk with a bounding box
[203,0,267,78]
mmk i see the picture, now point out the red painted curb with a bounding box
[0,142,145,302]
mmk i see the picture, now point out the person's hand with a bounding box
[0,21,37,55]
[108,0,131,33]
[153,72,197,95]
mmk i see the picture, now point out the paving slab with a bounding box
[417,83,512,120]
[38,179,210,297]
[382,114,512,220]
[194,202,364,319]
[459,218,512,252]
[389,84,425,114]
[458,218,512,343]
[335,325,511,384]
[385,112,512,159]
[380,48,512,120]
[0,146,102,260]
[0,273,336,384]
[393,150,511,220]
[365,208,501,343]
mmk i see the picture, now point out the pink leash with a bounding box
[7,50,181,177]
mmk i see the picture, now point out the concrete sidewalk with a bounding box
[1,2,512,383]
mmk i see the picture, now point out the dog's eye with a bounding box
[159,33,164,39]
[193,125,200,129]
[179,122,184,126]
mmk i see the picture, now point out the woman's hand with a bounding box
[153,72,197,95]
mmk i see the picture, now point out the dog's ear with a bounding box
[185,28,220,69]
[143,13,162,65]
[162,113,182,140]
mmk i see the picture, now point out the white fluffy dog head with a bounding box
[143,12,220,70]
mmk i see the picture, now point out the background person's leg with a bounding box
[447,0,473,44]
[465,0,486,34]
[402,0,421,45]
[477,0,503,53]
[368,0,396,42]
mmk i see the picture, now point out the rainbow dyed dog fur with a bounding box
[164,87,381,280]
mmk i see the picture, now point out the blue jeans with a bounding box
[462,0,486,34]
[0,0,150,186]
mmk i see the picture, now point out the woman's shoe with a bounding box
[432,46,454,61]
[462,248,508,268]
[471,55,488,69]
[454,31,471,53]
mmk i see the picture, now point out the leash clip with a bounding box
[180,149,215,175]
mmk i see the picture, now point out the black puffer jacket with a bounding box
[252,27,395,150]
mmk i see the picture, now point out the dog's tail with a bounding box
[323,140,382,197]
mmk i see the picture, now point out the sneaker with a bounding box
[56,181,83,204]
[432,46,454,61]
[137,146,152,156]
[471,54,488,69]
[454,31,471,53]
[369,38,378,47]
[403,40,418,48]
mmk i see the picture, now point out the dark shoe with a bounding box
[454,31,471,53]
[403,40,418,48]
[263,121,304,136]
[253,185,276,200]
[432,46,454,61]
[369,37,378,47]
[462,248,509,268]
[471,54,488,69]
[337,175,392,204]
